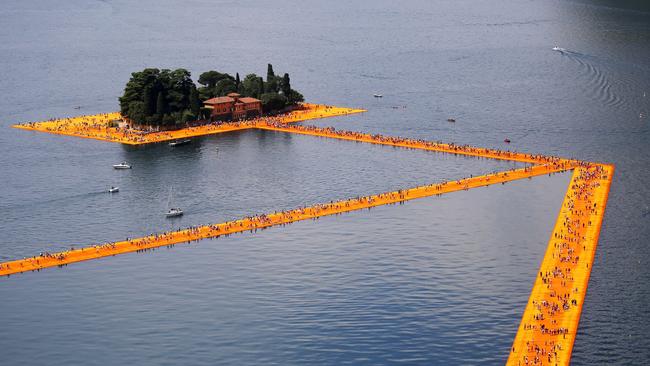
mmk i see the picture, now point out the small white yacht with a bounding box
[165,187,183,217]
[113,162,131,169]
[108,186,119,193]
[373,94,383,98]
[165,208,184,217]
[552,46,566,53]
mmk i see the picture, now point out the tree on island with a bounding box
[198,71,236,100]
[119,64,304,127]
[119,68,198,127]
[189,87,201,117]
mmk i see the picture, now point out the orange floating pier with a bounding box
[8,103,614,365]
[507,164,614,365]
[258,123,564,164]
[11,103,366,145]
[0,163,570,277]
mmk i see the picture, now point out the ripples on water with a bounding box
[555,48,647,111]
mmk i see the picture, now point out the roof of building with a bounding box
[239,97,261,103]
[203,96,233,105]
[226,92,241,98]
[203,95,261,105]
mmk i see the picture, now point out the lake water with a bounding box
[1,0,649,364]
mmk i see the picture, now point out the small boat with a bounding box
[113,162,131,169]
[165,187,183,217]
[373,94,383,98]
[108,186,119,193]
[447,118,456,122]
[552,46,566,53]
[165,208,184,217]
[73,106,81,110]
[169,139,191,147]
[504,138,511,143]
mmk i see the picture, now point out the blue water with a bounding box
[1,0,649,364]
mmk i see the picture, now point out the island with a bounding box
[119,64,305,128]
[12,65,365,145]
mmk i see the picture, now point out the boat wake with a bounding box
[556,49,629,110]
[4,190,114,212]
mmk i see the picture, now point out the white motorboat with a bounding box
[113,162,131,169]
[165,208,184,217]
[373,94,383,98]
[108,186,119,193]
[552,46,566,53]
[169,139,191,147]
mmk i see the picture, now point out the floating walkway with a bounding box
[0,163,570,277]
[11,104,365,145]
[7,104,615,365]
[257,123,569,165]
[507,164,614,365]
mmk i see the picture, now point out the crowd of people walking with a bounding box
[510,164,612,366]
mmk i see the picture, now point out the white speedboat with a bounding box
[108,186,119,193]
[165,208,184,217]
[552,46,566,53]
[373,94,383,98]
[169,139,191,147]
[113,162,131,169]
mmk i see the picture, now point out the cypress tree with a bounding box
[267,64,275,82]
[281,73,291,96]
[235,73,240,89]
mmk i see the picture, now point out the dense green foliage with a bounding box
[119,64,304,127]
[119,68,198,127]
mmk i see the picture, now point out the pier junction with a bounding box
[7,105,614,365]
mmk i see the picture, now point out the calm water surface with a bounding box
[1,0,649,364]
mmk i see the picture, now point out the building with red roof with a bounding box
[203,93,262,121]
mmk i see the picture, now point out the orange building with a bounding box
[203,93,262,121]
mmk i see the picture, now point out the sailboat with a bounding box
[165,186,183,217]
